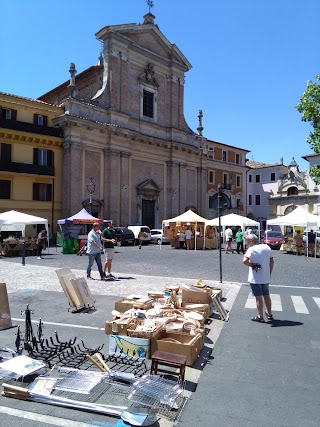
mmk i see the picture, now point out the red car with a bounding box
[262,231,285,250]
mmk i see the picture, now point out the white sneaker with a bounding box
[37,257,42,260]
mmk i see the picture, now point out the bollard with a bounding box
[0,283,13,330]
[22,241,26,265]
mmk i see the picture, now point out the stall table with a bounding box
[0,242,37,257]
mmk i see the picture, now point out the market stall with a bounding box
[0,210,49,256]
[206,213,260,245]
[57,208,107,254]
[267,206,319,257]
[162,210,214,250]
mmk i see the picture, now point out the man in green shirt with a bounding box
[235,227,245,254]
[102,220,117,278]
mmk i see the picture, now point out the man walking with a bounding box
[86,223,106,280]
[235,228,245,254]
[225,226,234,254]
[102,220,117,278]
[242,233,274,322]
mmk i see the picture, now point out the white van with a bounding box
[127,226,151,245]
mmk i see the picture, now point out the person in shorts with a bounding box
[224,226,234,254]
[242,233,274,322]
[102,220,117,278]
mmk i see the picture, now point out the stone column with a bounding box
[119,151,131,226]
[103,148,121,222]
[62,138,83,217]
[166,161,180,217]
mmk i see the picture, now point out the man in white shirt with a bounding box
[242,233,274,322]
[224,226,234,254]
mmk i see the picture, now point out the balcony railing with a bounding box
[0,118,63,137]
[0,161,54,176]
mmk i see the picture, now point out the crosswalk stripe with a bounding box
[313,297,320,309]
[245,293,256,308]
[270,294,282,311]
[291,296,309,314]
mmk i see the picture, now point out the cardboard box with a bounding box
[108,335,150,358]
[105,317,138,335]
[182,287,213,305]
[115,297,153,313]
[152,331,203,366]
[127,319,163,339]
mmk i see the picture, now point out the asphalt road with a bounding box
[2,243,320,288]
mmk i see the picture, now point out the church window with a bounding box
[143,89,154,118]
[287,186,298,196]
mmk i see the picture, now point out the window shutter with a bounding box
[47,184,52,201]
[11,109,17,120]
[33,148,38,165]
[47,150,53,167]
[43,115,48,126]
[34,114,38,124]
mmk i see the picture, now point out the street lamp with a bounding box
[87,177,95,214]
[218,184,223,284]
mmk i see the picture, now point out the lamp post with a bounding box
[87,177,95,215]
[218,184,223,283]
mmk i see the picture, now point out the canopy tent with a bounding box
[267,206,319,257]
[267,206,319,227]
[162,210,209,251]
[57,208,104,225]
[0,210,48,236]
[206,213,260,228]
[162,209,208,225]
[204,213,260,247]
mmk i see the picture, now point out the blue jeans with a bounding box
[87,253,104,278]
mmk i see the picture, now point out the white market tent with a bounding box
[57,208,104,225]
[205,213,260,247]
[267,206,319,257]
[0,210,48,236]
[206,213,260,229]
[162,209,208,250]
[163,209,208,225]
[267,206,319,227]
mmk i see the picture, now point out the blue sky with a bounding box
[1,0,319,169]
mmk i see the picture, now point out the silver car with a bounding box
[150,229,170,244]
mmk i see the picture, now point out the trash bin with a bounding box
[62,238,75,254]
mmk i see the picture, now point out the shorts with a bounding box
[250,283,270,297]
[104,248,115,261]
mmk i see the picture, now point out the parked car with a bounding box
[127,226,151,245]
[150,229,170,245]
[113,227,135,246]
[261,231,285,249]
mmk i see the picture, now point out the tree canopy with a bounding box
[296,74,320,183]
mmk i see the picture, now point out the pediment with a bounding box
[137,179,161,192]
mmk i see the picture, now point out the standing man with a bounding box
[224,226,234,254]
[293,229,303,256]
[102,220,117,278]
[235,228,245,254]
[86,223,106,280]
[242,233,274,322]
[36,229,47,259]
[185,227,192,250]
[307,229,316,257]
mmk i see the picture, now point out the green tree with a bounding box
[296,74,320,183]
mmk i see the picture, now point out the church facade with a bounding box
[39,13,249,228]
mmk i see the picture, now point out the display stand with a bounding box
[211,295,229,321]
[55,269,95,312]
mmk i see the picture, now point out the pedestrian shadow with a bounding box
[268,319,303,327]
[116,276,136,280]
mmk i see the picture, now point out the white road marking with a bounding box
[11,318,104,330]
[270,294,282,311]
[291,295,309,314]
[312,297,320,309]
[0,406,95,426]
[245,293,256,309]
